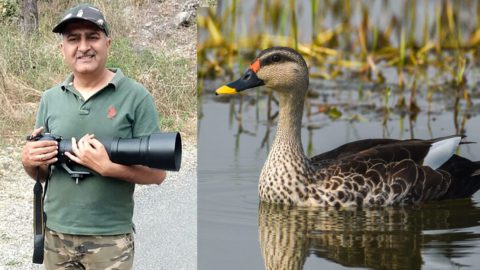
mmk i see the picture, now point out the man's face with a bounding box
[60,21,111,75]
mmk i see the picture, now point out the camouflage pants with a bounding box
[44,227,134,270]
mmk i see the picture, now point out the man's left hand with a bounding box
[64,134,112,176]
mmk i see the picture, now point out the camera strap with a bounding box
[32,167,49,264]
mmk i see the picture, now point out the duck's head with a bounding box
[216,47,309,96]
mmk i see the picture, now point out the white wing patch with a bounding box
[423,137,462,169]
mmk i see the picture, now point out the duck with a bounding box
[215,46,480,208]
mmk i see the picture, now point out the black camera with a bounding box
[28,132,182,181]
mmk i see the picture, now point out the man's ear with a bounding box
[58,42,66,59]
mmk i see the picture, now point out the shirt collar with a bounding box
[61,68,125,91]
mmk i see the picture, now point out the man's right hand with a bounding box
[22,127,58,170]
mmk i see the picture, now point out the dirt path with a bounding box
[0,141,197,269]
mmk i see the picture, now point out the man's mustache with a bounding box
[76,51,96,58]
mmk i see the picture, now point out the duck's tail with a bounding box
[438,156,480,200]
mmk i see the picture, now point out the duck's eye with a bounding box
[271,55,281,62]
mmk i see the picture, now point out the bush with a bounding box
[0,0,19,22]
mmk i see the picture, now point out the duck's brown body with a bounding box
[216,46,480,207]
[259,136,468,208]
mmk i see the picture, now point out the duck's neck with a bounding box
[274,92,305,151]
[259,91,311,204]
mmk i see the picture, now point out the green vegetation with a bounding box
[198,0,480,90]
[0,0,19,21]
[198,0,480,128]
[0,0,196,138]
[5,260,21,267]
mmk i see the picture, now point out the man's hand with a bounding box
[22,127,58,181]
[64,133,166,184]
[22,127,59,167]
[64,134,113,176]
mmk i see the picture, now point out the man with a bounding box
[21,4,166,269]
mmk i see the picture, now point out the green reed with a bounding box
[198,0,480,116]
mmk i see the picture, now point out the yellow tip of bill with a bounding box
[215,85,238,95]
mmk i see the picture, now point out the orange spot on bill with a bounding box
[249,59,261,73]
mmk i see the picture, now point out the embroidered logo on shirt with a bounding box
[107,105,117,119]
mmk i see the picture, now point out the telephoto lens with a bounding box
[33,133,182,171]
[103,133,182,171]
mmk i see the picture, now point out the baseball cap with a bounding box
[52,3,109,36]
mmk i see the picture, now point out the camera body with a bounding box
[30,133,71,164]
[28,132,182,180]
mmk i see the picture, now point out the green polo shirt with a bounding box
[35,68,160,235]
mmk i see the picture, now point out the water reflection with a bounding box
[258,200,480,270]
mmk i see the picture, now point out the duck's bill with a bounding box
[215,69,265,95]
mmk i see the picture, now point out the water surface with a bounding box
[198,79,480,270]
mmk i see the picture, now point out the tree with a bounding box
[22,0,38,34]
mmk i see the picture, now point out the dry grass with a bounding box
[0,0,197,140]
